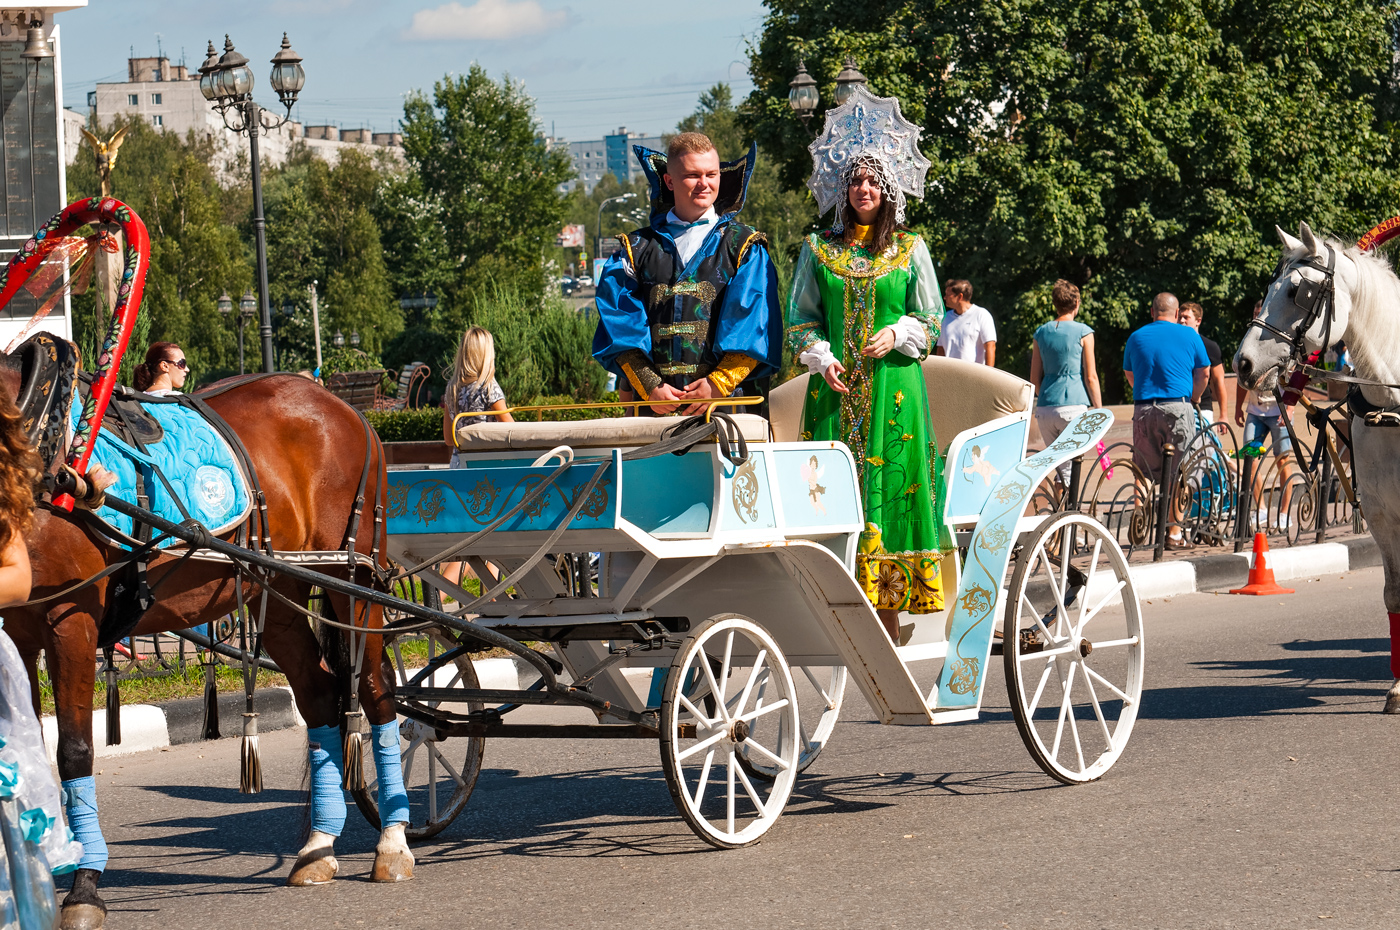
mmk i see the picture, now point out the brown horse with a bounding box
[2,372,410,930]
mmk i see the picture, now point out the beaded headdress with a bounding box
[806,85,931,232]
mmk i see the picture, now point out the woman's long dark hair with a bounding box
[840,172,904,256]
[133,341,180,392]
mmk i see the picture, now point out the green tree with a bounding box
[747,0,1400,400]
[400,66,575,317]
[67,116,250,381]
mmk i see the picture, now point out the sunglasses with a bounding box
[166,358,189,371]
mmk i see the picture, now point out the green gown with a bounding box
[786,229,949,613]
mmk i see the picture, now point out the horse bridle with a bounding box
[1246,243,1338,368]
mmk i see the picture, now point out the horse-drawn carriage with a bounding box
[357,356,1146,847]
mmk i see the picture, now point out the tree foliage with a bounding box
[747,0,1400,399]
[400,65,575,315]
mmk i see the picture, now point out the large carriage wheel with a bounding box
[1004,512,1145,785]
[352,619,486,841]
[737,664,846,781]
[660,614,800,849]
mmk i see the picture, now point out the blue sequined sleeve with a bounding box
[711,241,783,379]
[591,252,652,377]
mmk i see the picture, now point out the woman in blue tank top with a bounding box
[1029,280,1102,488]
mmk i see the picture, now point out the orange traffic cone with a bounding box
[1229,532,1294,596]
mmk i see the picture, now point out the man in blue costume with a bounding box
[593,132,782,415]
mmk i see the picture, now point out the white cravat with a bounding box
[665,207,718,266]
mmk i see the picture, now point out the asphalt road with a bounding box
[83,565,1399,930]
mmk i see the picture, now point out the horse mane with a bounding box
[1335,240,1400,382]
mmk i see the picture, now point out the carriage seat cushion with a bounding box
[769,356,1033,452]
[453,413,770,452]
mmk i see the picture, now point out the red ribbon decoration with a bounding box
[1357,215,1400,252]
[0,198,150,512]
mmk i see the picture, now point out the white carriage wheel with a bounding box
[660,614,800,849]
[1004,512,1145,785]
[352,624,486,840]
[737,664,846,781]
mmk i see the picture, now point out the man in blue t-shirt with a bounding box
[1124,292,1209,549]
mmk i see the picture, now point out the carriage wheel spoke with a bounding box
[737,697,790,723]
[1022,592,1059,644]
[1019,642,1076,662]
[1085,664,1135,705]
[678,693,715,727]
[726,752,736,835]
[1090,636,1140,651]
[427,744,438,822]
[734,757,766,811]
[1063,666,1086,772]
[1075,539,1104,628]
[677,727,729,761]
[801,666,836,707]
[741,737,790,771]
[1077,580,1127,631]
[693,749,716,808]
[1050,660,1076,759]
[733,652,769,715]
[1027,657,1056,712]
[719,632,735,702]
[400,733,425,785]
[701,653,729,723]
[1081,662,1113,746]
[427,742,467,787]
[1035,543,1067,631]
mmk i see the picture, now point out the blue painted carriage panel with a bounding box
[716,450,777,534]
[385,452,619,535]
[772,446,862,532]
[943,417,1030,528]
[621,452,714,534]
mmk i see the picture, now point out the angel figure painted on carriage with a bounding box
[786,85,949,640]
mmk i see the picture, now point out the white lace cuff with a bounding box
[887,316,927,357]
[799,340,839,375]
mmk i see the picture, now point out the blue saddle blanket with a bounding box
[70,395,252,547]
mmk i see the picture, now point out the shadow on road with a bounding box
[1143,636,1391,718]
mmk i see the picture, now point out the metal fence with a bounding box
[1046,408,1363,562]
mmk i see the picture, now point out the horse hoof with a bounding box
[60,902,107,930]
[1385,690,1400,714]
[286,849,338,886]
[371,849,414,883]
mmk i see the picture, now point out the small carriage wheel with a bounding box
[352,620,486,841]
[660,614,800,849]
[737,665,846,781]
[1004,512,1145,785]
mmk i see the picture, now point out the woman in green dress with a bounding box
[787,154,948,641]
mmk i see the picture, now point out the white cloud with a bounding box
[405,0,569,41]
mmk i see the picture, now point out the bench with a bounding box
[325,369,387,411]
[374,362,432,411]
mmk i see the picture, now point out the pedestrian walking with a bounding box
[1029,279,1101,490]
[935,279,996,366]
[1124,292,1209,549]
[1177,302,1226,423]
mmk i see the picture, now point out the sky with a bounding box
[51,0,769,142]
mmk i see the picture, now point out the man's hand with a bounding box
[647,383,687,415]
[824,360,850,394]
[1234,406,1246,428]
[862,328,895,359]
[678,375,720,416]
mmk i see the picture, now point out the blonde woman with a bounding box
[442,326,512,465]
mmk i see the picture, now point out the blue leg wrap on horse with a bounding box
[307,725,346,837]
[370,720,409,827]
[60,776,107,872]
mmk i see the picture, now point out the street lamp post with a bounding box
[595,192,636,262]
[199,33,305,374]
[788,55,868,135]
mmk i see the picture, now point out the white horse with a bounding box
[1235,221,1400,713]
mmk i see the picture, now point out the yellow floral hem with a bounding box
[856,549,944,614]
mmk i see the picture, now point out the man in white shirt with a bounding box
[935,278,997,366]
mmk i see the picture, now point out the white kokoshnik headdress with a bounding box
[806,84,931,232]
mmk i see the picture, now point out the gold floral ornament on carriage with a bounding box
[805,84,932,234]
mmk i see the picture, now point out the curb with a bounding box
[1128,534,1379,598]
[41,656,533,763]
